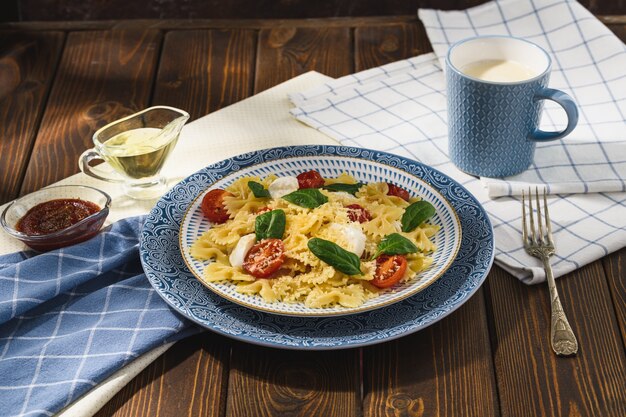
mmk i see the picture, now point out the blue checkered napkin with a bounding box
[289,0,626,284]
[0,216,197,417]
[419,0,626,197]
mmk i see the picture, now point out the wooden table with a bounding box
[1,15,625,417]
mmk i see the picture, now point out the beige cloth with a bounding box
[0,72,334,416]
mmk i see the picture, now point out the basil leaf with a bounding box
[255,209,286,240]
[371,233,419,260]
[282,189,328,209]
[401,201,436,232]
[248,181,270,198]
[322,182,364,196]
[307,238,362,276]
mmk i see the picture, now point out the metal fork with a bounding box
[522,187,578,356]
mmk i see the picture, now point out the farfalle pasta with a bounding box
[190,172,439,308]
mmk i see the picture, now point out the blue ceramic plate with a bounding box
[179,154,462,317]
[140,145,494,349]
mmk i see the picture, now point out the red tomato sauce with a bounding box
[16,199,101,236]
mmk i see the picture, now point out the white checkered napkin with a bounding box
[0,216,197,417]
[290,53,440,108]
[419,0,626,197]
[290,56,450,164]
[289,0,626,284]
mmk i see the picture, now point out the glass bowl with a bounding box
[1,185,111,251]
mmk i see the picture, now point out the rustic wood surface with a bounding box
[2,15,625,31]
[0,31,64,203]
[0,15,624,417]
[19,29,161,195]
[11,0,626,21]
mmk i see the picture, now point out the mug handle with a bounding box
[528,88,578,142]
[79,149,125,183]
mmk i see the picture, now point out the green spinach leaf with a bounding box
[307,238,362,275]
[371,233,418,260]
[322,182,364,196]
[255,209,286,240]
[248,181,271,198]
[401,201,436,232]
[282,189,328,208]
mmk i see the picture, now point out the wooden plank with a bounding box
[97,28,258,417]
[606,22,626,39]
[354,22,498,417]
[602,26,626,348]
[488,263,626,417]
[354,22,432,72]
[17,0,486,21]
[222,25,358,417]
[0,0,19,22]
[0,16,418,31]
[152,29,257,120]
[254,26,353,92]
[603,248,626,345]
[363,291,498,417]
[113,16,419,30]
[603,18,626,27]
[0,31,64,204]
[0,21,115,31]
[226,345,360,417]
[582,0,626,15]
[95,333,230,417]
[15,0,625,21]
[18,29,161,195]
[1,15,624,32]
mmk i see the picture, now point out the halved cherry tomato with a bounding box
[386,183,410,201]
[346,204,372,223]
[201,189,233,224]
[243,238,285,278]
[371,255,408,288]
[297,170,325,189]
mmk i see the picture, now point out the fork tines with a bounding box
[522,187,554,249]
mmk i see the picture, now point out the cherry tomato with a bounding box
[243,238,285,278]
[346,204,372,223]
[371,255,408,288]
[201,189,232,224]
[297,170,325,189]
[386,183,410,201]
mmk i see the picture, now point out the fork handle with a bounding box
[542,256,579,356]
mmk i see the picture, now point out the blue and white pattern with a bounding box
[180,154,462,316]
[290,0,626,284]
[0,217,197,417]
[141,145,494,348]
[421,0,626,196]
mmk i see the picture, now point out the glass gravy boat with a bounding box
[79,106,190,200]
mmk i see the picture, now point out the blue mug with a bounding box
[446,36,578,177]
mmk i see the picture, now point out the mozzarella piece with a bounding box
[268,176,299,199]
[328,223,366,257]
[229,234,256,267]
[343,224,366,257]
